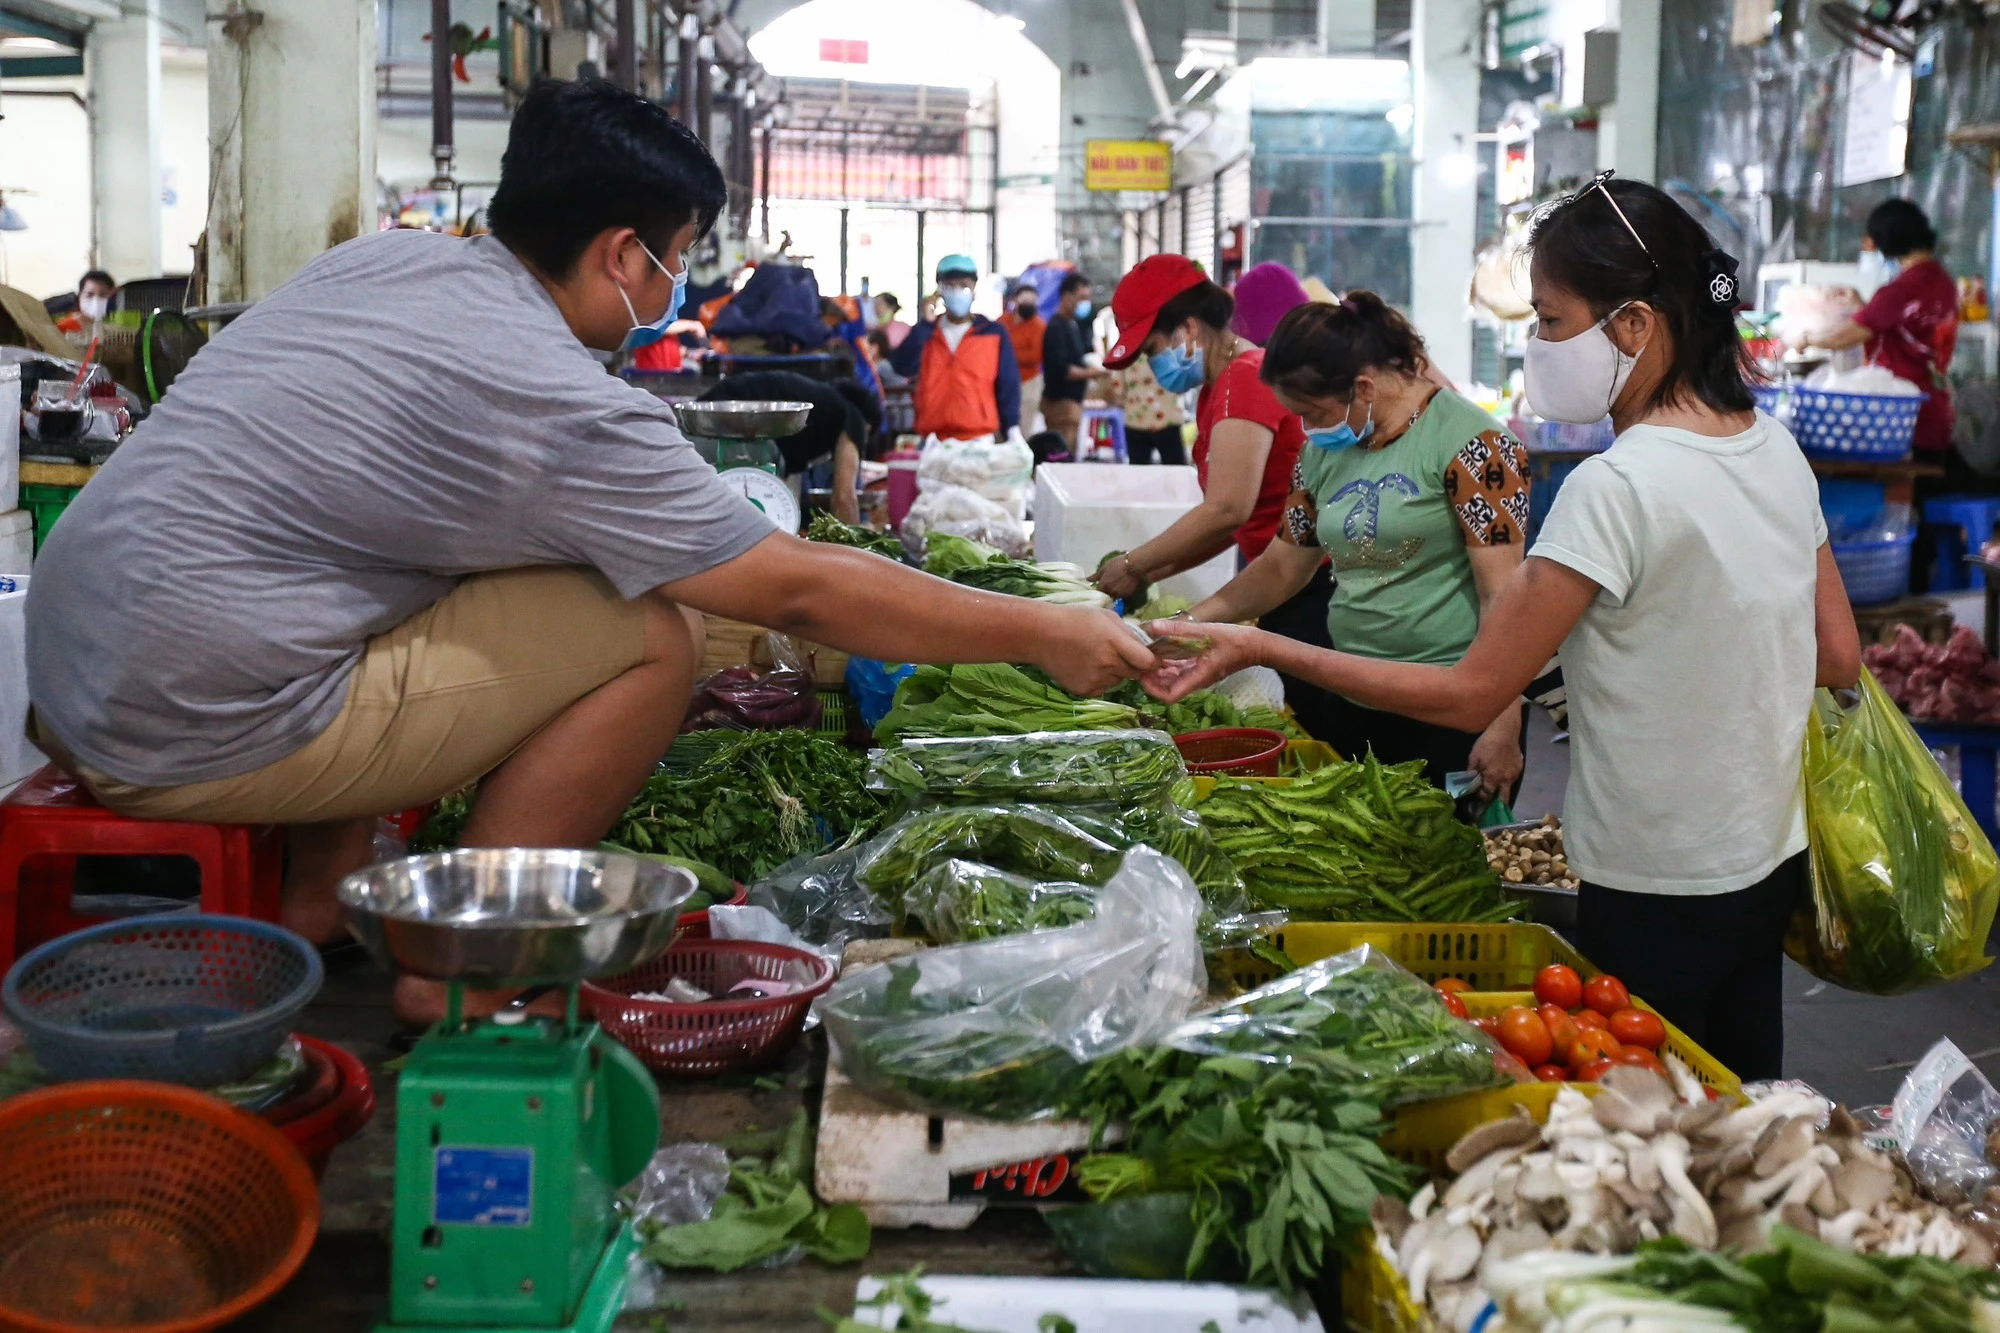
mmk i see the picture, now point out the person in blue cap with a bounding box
[889,253,1022,442]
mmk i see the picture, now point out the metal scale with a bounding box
[338,849,697,1333]
[671,399,813,534]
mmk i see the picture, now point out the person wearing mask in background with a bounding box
[820,297,882,405]
[863,328,907,390]
[1090,255,1340,733]
[1173,294,1531,795]
[1145,174,1861,1081]
[889,254,1022,443]
[1230,261,1310,348]
[872,291,911,348]
[1039,274,1096,451]
[57,269,116,337]
[699,370,878,524]
[1108,351,1186,465]
[1001,282,1048,433]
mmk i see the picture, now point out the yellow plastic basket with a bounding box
[1269,920,1598,991]
[1341,1238,1429,1333]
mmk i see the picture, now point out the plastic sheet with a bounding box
[632,1142,733,1230]
[866,730,1188,807]
[1790,670,2000,993]
[1891,1038,2000,1207]
[685,634,821,732]
[823,847,1207,1120]
[901,859,1098,943]
[746,846,894,957]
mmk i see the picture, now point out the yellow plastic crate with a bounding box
[1271,920,1597,991]
[1341,1240,1428,1333]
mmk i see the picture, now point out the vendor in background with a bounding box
[23,79,1150,1027]
[1177,295,1530,793]
[863,328,907,389]
[697,370,878,524]
[889,254,1022,443]
[1090,255,1336,734]
[1001,282,1047,432]
[1802,198,1957,457]
[1107,352,1186,465]
[820,297,881,405]
[1146,173,1862,1081]
[1230,261,1310,347]
[1039,273,1096,451]
[55,269,116,337]
[871,291,910,349]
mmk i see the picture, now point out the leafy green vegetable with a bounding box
[921,533,1004,577]
[408,788,473,852]
[902,860,1099,942]
[820,1268,998,1333]
[867,731,1188,806]
[1037,1317,1077,1333]
[1196,751,1517,921]
[640,1111,871,1273]
[806,511,905,560]
[607,731,888,883]
[873,661,1306,744]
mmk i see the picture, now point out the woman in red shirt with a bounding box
[1092,254,1338,736]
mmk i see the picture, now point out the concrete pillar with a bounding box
[91,0,163,280]
[1599,0,1659,181]
[207,0,377,304]
[1410,0,1479,386]
[1320,0,1377,54]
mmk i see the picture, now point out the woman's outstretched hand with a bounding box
[1140,619,1269,702]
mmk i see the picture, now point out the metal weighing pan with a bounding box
[671,399,813,440]
[1486,819,1578,928]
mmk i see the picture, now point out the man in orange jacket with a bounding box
[888,254,1020,441]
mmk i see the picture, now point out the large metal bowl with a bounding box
[671,399,813,440]
[337,849,697,986]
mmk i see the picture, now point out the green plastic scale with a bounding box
[671,398,814,534]
[337,849,697,1333]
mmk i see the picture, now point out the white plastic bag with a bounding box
[822,846,1206,1120]
[899,483,1030,557]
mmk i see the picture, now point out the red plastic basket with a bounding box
[262,1036,374,1181]
[1174,727,1288,776]
[584,940,834,1076]
[0,1081,318,1333]
[675,883,751,941]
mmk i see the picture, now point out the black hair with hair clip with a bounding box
[1704,249,1742,311]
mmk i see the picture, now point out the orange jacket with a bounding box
[1000,311,1045,378]
[891,317,1021,440]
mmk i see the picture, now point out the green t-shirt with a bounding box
[1291,388,1528,665]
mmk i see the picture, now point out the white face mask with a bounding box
[1857,249,1897,295]
[1523,304,1645,425]
[78,294,108,321]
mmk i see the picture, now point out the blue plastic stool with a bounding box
[1081,406,1127,461]
[1923,495,2000,592]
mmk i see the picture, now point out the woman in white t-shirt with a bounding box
[1144,174,1862,1081]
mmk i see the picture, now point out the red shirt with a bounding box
[1000,311,1045,378]
[1855,257,1958,452]
[1194,349,1307,561]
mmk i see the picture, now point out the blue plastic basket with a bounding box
[1788,388,1924,459]
[2,915,322,1087]
[1529,418,1614,453]
[1833,533,1917,606]
[1751,384,1784,415]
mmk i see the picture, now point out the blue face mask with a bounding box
[1149,341,1205,394]
[618,241,686,352]
[941,287,974,320]
[1306,398,1375,451]
[1074,300,1093,321]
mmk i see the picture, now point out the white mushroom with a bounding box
[1443,1141,1531,1213]
[1827,1149,1899,1214]
[1653,1131,1718,1249]
[1445,1111,1541,1174]
[1409,1181,1436,1222]
[1753,1117,1818,1178]
[1819,1209,1874,1250]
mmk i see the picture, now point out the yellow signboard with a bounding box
[1084,140,1172,192]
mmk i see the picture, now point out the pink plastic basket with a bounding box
[583,940,834,1076]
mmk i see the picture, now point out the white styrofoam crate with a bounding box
[0,364,18,514]
[1032,463,1236,606]
[0,575,44,788]
[0,510,27,577]
[847,1275,1325,1332]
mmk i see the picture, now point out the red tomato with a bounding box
[1538,1004,1578,1055]
[1472,1016,1501,1037]
[1615,1047,1667,1074]
[1575,1058,1616,1082]
[1531,1063,1569,1083]
[1566,1027,1624,1069]
[1608,1007,1667,1051]
[1582,975,1632,1018]
[1435,978,1472,996]
[1440,991,1470,1020]
[1572,1009,1610,1032]
[1533,964,1584,1011]
[1495,1006,1554,1067]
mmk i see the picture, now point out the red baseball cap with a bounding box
[1105,253,1207,369]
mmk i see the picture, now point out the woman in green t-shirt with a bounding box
[1179,293,1531,797]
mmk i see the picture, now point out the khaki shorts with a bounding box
[44,566,648,825]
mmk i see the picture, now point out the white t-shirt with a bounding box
[1531,412,1826,896]
[940,318,974,353]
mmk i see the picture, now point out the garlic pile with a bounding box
[1485,817,1577,891]
[1373,1066,1995,1332]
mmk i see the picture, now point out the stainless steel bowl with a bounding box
[337,849,697,986]
[672,399,813,440]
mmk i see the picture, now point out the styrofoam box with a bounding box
[1033,463,1236,606]
[0,363,19,514]
[848,1276,1325,1332]
[0,575,45,789]
[0,510,27,577]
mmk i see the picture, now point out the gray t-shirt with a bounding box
[27,230,773,787]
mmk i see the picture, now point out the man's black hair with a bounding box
[876,292,901,311]
[78,269,114,292]
[488,78,726,279]
[833,378,882,436]
[1865,199,1937,259]
[1059,272,1091,297]
[1012,282,1038,298]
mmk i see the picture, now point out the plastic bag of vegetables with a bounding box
[823,847,1206,1120]
[901,859,1097,943]
[1791,670,2000,994]
[866,730,1189,808]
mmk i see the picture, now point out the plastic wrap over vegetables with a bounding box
[822,847,1207,1120]
[1790,670,2000,993]
[901,859,1098,943]
[684,635,820,732]
[865,730,1189,808]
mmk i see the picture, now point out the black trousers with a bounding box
[1313,692,1491,788]
[1126,425,1186,466]
[1574,852,1807,1083]
[1257,563,1342,745]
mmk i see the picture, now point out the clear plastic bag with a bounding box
[1791,670,2000,993]
[632,1142,733,1230]
[902,859,1098,943]
[684,634,822,732]
[747,846,894,956]
[823,846,1207,1120]
[866,730,1187,807]
[1891,1038,2000,1206]
[1161,944,1510,1108]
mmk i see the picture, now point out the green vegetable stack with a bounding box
[805,511,905,561]
[874,662,1302,743]
[867,730,1189,807]
[922,533,1111,608]
[1198,751,1518,921]
[605,731,888,884]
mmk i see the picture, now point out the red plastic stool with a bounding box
[0,765,285,967]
